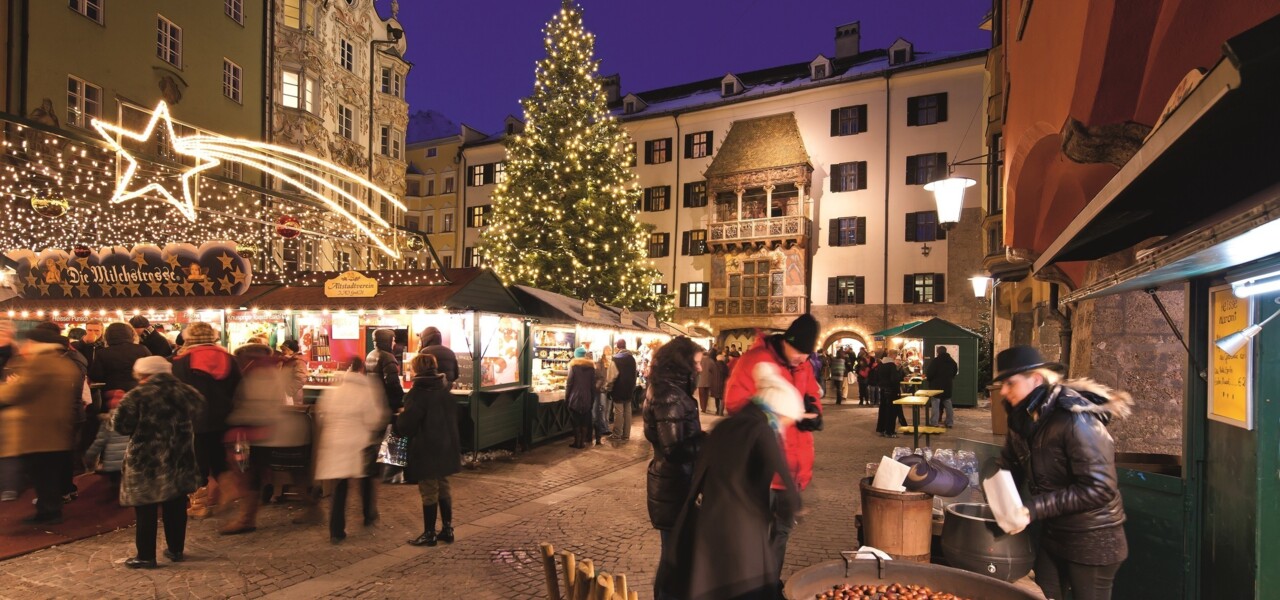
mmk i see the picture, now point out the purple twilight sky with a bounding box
[379,0,993,135]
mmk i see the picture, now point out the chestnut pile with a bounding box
[814,582,971,600]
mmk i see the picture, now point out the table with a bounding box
[893,396,930,448]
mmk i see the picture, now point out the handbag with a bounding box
[376,424,409,467]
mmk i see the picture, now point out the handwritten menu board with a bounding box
[1209,286,1252,429]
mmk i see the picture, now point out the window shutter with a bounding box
[684,134,693,159]
[934,274,946,302]
[827,277,838,305]
[906,155,918,185]
[681,231,691,255]
[856,217,867,245]
[905,212,918,242]
[936,216,947,240]
[682,182,691,207]
[664,186,672,210]
[706,132,713,155]
[904,274,915,303]
[856,277,865,304]
[857,105,868,133]
[857,161,868,190]
[644,140,654,164]
[664,138,672,161]
[830,109,840,136]
[937,93,948,122]
[679,283,688,307]
[907,97,919,126]
[828,219,839,247]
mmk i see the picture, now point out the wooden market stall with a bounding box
[895,318,983,408]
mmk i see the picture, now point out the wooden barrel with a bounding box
[859,476,933,562]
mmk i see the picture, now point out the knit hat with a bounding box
[280,339,300,353]
[573,347,587,359]
[782,313,820,354]
[128,315,150,329]
[19,325,64,345]
[182,322,219,346]
[752,363,804,420]
[133,356,172,375]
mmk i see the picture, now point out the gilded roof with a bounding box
[703,112,811,178]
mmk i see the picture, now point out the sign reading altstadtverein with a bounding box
[5,242,252,298]
[323,270,378,298]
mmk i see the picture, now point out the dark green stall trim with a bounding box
[1113,468,1184,599]
[525,393,574,446]
[457,386,527,451]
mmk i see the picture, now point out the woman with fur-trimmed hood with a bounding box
[564,347,596,449]
[993,346,1133,600]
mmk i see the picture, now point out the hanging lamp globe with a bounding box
[924,176,975,231]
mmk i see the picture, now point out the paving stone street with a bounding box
[0,397,1008,600]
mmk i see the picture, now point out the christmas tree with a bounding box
[481,0,664,316]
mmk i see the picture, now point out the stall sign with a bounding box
[324,271,378,298]
[4,242,252,298]
[331,314,360,340]
[1209,286,1252,429]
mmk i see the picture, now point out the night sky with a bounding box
[382,0,992,134]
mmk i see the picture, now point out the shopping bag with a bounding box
[376,424,409,467]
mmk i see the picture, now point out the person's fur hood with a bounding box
[569,357,595,369]
[1056,378,1134,423]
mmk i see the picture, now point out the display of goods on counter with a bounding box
[814,582,971,600]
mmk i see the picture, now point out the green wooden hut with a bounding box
[897,318,982,407]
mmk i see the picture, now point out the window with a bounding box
[405,216,420,232]
[494,162,506,184]
[464,247,481,268]
[222,59,242,103]
[468,164,496,187]
[644,138,671,164]
[830,161,867,192]
[830,105,868,136]
[423,215,434,233]
[648,233,670,258]
[467,205,491,228]
[425,180,435,196]
[442,213,454,232]
[905,211,947,242]
[681,282,708,308]
[380,127,402,158]
[685,131,712,159]
[722,82,735,96]
[681,229,707,256]
[828,217,867,247]
[380,68,402,96]
[281,69,316,112]
[892,48,909,64]
[906,152,947,185]
[904,273,945,304]
[443,177,455,193]
[643,186,670,212]
[406,180,420,196]
[729,259,778,315]
[339,39,355,72]
[651,283,668,296]
[683,181,707,208]
[441,255,453,269]
[427,147,438,158]
[224,0,243,24]
[283,0,307,29]
[828,276,865,305]
[156,15,182,67]
[988,134,1005,214]
[70,0,103,24]
[624,100,636,114]
[908,93,948,126]
[337,105,354,139]
[813,64,827,79]
[66,76,102,128]
[222,162,242,181]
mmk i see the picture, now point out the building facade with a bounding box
[404,131,466,269]
[463,25,988,349]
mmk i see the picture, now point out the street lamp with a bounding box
[924,176,975,230]
[969,275,992,298]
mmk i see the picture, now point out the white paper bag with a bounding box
[983,469,1027,533]
[870,456,909,492]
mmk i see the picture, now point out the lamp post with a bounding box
[970,275,998,384]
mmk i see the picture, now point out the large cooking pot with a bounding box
[784,551,1041,600]
[941,502,1035,582]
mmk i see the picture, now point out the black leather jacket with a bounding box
[643,369,702,530]
[999,380,1132,536]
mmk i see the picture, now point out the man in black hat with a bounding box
[722,313,824,585]
[925,346,959,427]
[130,316,173,359]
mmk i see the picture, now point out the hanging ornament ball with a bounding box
[236,243,258,259]
[73,244,91,258]
[401,234,425,253]
[276,215,302,239]
[30,197,69,218]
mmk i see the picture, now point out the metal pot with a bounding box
[941,503,1035,582]
[784,551,1040,600]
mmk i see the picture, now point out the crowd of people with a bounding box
[0,319,462,568]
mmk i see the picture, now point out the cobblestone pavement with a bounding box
[0,397,1024,600]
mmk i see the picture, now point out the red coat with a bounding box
[724,334,822,490]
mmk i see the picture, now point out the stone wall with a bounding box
[1067,250,1185,456]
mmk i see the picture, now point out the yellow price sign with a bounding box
[1209,287,1252,429]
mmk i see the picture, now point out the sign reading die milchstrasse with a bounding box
[5,242,253,298]
[323,271,378,298]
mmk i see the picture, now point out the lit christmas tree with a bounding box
[481,0,665,316]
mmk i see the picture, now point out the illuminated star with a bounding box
[90,101,219,221]
[35,283,49,296]
[216,253,235,270]
[23,274,37,287]
[53,257,69,270]
[74,283,91,297]
[131,253,148,268]
[146,281,164,295]
[199,280,216,294]
[164,282,181,295]
[180,282,195,296]
[229,267,248,285]
[163,253,181,269]
[217,275,235,292]
[124,283,141,297]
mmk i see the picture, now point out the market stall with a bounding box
[893,319,982,408]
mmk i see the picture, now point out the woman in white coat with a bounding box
[315,359,389,543]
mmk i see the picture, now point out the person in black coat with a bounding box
[657,362,803,600]
[872,350,906,437]
[418,326,459,385]
[366,328,404,413]
[643,336,705,596]
[564,347,596,449]
[395,353,462,548]
[610,340,638,441]
[129,316,173,359]
[89,322,152,404]
[994,346,1132,600]
[924,346,959,427]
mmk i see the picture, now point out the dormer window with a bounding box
[810,55,832,81]
[622,94,646,114]
[814,64,827,79]
[889,39,915,65]
[720,74,743,97]
[506,122,515,135]
[625,100,635,113]
[723,82,735,95]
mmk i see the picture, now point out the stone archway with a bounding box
[822,331,867,355]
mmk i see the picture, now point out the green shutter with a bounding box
[857,105,868,133]
[905,212,918,242]
[644,140,653,164]
[684,133,693,159]
[907,97,919,126]
[856,277,865,304]
[679,283,688,307]
[904,274,914,303]
[906,155,918,185]
[706,132,713,156]
[828,277,838,305]
[664,186,672,210]
[830,109,840,136]
[681,231,691,255]
[857,161,868,190]
[856,217,867,245]
[829,218,840,246]
[934,273,946,302]
[937,93,948,122]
